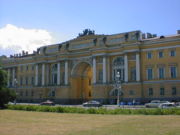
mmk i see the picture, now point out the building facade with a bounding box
[2,30,180,104]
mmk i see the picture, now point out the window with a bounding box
[148,88,153,96]
[131,67,136,81]
[98,69,103,82]
[113,57,124,81]
[170,50,176,57]
[147,52,152,59]
[31,77,34,85]
[26,77,28,85]
[20,77,23,85]
[21,66,23,71]
[31,65,34,70]
[160,88,165,96]
[129,90,135,95]
[52,64,57,85]
[147,68,153,80]
[158,51,163,58]
[52,91,55,97]
[172,87,177,95]
[31,91,34,97]
[170,66,177,78]
[25,91,28,96]
[20,91,23,96]
[158,67,165,79]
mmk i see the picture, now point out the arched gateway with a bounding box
[71,61,92,103]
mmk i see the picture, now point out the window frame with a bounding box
[148,88,153,96]
[158,67,165,79]
[170,66,177,78]
[158,51,164,58]
[147,68,153,80]
[147,52,152,59]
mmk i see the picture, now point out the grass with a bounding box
[0,110,180,135]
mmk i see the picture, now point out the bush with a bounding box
[6,104,180,115]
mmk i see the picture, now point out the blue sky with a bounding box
[0,0,180,56]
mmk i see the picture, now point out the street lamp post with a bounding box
[116,71,121,106]
[116,71,123,107]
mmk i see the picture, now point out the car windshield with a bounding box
[160,101,169,103]
[89,101,98,103]
[151,100,160,103]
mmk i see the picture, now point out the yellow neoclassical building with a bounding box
[2,30,180,104]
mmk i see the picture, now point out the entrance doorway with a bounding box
[71,62,92,102]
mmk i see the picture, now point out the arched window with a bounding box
[112,56,124,81]
[52,64,57,85]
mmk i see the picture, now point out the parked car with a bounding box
[175,102,180,108]
[83,100,102,107]
[145,100,170,108]
[158,102,175,109]
[40,100,55,106]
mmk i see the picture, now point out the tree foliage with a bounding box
[0,67,16,108]
[78,29,95,37]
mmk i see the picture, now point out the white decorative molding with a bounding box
[142,45,180,52]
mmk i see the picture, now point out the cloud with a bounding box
[0,24,55,55]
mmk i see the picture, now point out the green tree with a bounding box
[0,67,16,108]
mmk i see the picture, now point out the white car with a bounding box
[158,103,175,109]
[83,100,102,107]
[145,100,170,108]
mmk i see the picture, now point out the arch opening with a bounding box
[71,62,92,103]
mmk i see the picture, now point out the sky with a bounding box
[0,0,180,56]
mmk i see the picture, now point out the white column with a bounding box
[124,54,128,82]
[136,53,140,81]
[46,64,49,85]
[35,64,38,86]
[93,57,96,84]
[57,62,61,85]
[103,56,107,83]
[7,68,10,87]
[12,68,15,86]
[42,64,45,86]
[65,61,68,85]
[107,57,110,83]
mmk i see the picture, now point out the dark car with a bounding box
[40,100,55,106]
[83,100,102,107]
